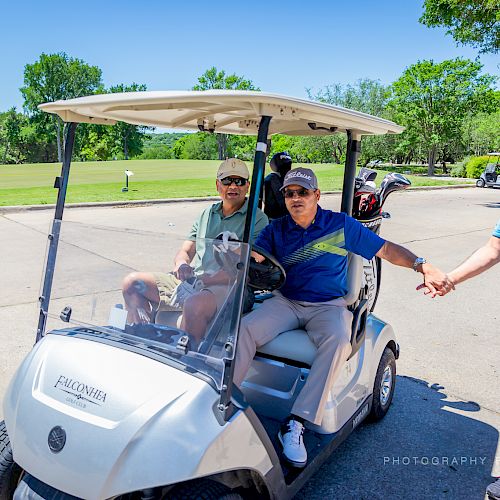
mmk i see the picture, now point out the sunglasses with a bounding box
[220,177,248,187]
[284,188,314,198]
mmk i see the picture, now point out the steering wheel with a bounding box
[212,238,286,291]
[248,245,286,291]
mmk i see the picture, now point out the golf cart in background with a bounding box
[1,91,404,499]
[366,159,382,168]
[476,152,500,188]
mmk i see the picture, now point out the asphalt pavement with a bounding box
[0,187,499,499]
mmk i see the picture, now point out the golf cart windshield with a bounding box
[485,153,500,173]
[43,220,250,390]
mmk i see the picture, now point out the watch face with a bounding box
[414,257,426,270]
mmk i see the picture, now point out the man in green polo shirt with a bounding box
[122,158,268,338]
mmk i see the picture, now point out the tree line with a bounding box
[0,1,498,176]
[141,63,498,176]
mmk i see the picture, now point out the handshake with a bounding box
[415,264,456,298]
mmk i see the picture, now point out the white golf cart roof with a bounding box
[39,90,404,138]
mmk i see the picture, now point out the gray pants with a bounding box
[234,293,353,425]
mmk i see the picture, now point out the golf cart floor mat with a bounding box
[256,413,336,485]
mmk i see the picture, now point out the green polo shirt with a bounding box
[188,199,268,273]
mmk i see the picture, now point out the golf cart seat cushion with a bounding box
[257,329,317,366]
[256,253,362,365]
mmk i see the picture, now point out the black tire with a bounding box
[166,479,243,500]
[0,421,22,500]
[368,347,396,421]
[476,178,485,188]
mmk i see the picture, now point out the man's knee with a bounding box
[123,272,141,293]
[239,316,261,348]
[319,329,351,353]
[122,272,152,296]
[184,291,217,321]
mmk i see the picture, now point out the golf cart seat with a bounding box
[256,253,365,366]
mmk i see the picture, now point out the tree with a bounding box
[420,0,500,54]
[193,67,259,159]
[463,110,500,155]
[172,133,218,160]
[0,109,55,164]
[389,58,497,175]
[227,135,255,161]
[307,79,391,164]
[20,52,103,162]
[107,83,149,159]
[1,108,24,163]
[308,78,390,117]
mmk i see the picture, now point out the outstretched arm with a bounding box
[448,236,500,287]
[376,241,453,297]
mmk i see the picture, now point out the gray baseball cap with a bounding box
[281,167,318,191]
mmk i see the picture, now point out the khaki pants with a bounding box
[234,293,352,425]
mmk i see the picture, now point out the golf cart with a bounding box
[476,152,500,188]
[1,91,404,499]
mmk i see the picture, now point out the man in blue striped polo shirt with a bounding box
[234,167,452,468]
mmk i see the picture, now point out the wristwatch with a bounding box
[412,257,427,272]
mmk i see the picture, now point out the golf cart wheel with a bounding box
[0,421,22,500]
[476,179,485,188]
[167,479,243,499]
[368,347,396,421]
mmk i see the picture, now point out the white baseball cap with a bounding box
[217,158,250,180]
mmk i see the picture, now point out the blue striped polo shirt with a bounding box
[255,205,385,302]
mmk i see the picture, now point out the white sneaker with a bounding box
[278,418,307,468]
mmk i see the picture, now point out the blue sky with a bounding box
[1,0,498,112]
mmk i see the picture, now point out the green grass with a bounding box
[0,159,472,206]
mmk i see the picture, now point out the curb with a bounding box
[0,184,476,214]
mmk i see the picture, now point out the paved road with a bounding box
[1,188,499,499]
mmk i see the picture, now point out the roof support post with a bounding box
[341,130,361,216]
[243,116,271,242]
[218,116,271,422]
[36,122,78,342]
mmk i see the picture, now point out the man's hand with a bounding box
[174,263,194,281]
[416,263,455,298]
[169,277,204,308]
[173,241,196,280]
[251,250,265,263]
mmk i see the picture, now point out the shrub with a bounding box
[450,161,467,177]
[466,156,490,179]
[137,145,173,159]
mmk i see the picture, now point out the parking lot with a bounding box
[1,187,499,499]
